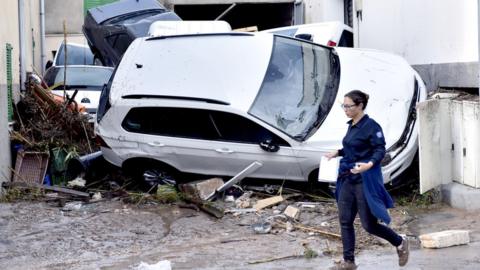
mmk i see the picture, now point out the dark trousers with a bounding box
[338,178,403,262]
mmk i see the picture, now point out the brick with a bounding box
[179,178,224,200]
[419,230,470,248]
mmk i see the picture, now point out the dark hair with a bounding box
[345,90,369,110]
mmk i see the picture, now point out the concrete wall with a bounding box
[0,1,21,184]
[353,0,478,91]
[304,0,344,24]
[45,0,84,34]
[25,0,43,75]
[418,97,480,193]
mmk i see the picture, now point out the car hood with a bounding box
[306,47,417,150]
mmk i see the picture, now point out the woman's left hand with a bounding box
[350,161,374,174]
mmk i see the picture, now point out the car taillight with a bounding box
[327,40,337,47]
[95,135,111,149]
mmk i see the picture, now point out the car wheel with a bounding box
[124,160,179,192]
[141,167,177,188]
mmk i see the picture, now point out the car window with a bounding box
[338,30,353,47]
[55,43,95,65]
[269,28,298,38]
[210,111,289,146]
[106,34,133,57]
[46,67,113,90]
[122,107,218,140]
[249,36,339,141]
[122,107,289,146]
[113,34,133,56]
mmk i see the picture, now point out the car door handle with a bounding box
[148,142,165,147]
[215,148,234,154]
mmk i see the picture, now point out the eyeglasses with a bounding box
[340,103,357,110]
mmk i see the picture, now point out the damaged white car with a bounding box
[95,32,426,187]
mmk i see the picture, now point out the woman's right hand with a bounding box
[324,150,338,160]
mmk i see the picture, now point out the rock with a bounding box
[179,178,224,200]
[91,192,102,201]
[67,177,86,188]
[419,230,470,248]
[283,205,301,220]
[62,201,82,211]
[136,260,171,270]
[235,191,253,208]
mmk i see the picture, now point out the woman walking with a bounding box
[326,90,409,270]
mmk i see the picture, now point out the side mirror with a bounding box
[259,139,279,153]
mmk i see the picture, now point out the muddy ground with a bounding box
[2,189,470,270]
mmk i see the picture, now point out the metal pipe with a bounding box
[40,0,46,74]
[18,0,26,91]
[215,3,236,21]
[478,0,480,95]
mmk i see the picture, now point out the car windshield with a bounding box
[55,43,94,66]
[249,36,340,141]
[46,67,113,90]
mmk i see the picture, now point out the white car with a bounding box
[148,20,231,37]
[43,65,114,119]
[95,32,426,187]
[263,21,353,47]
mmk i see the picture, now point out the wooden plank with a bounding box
[4,181,90,198]
[253,195,283,211]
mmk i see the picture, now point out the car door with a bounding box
[201,110,304,181]
[122,107,304,180]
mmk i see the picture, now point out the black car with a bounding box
[83,0,181,67]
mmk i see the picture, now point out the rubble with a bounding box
[419,230,470,248]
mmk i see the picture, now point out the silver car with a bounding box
[95,32,426,186]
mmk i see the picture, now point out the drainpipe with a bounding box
[478,0,480,95]
[40,0,46,74]
[18,0,26,91]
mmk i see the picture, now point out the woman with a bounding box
[326,90,409,270]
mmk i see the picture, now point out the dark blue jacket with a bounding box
[335,114,394,224]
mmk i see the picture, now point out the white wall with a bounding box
[0,1,20,185]
[356,0,478,65]
[25,0,42,74]
[304,0,344,24]
[45,0,84,34]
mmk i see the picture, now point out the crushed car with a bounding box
[263,21,354,47]
[83,0,181,67]
[95,32,426,187]
[43,65,114,120]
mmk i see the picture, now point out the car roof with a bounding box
[87,0,165,24]
[111,32,274,112]
[148,21,232,37]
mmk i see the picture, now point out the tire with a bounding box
[127,161,178,192]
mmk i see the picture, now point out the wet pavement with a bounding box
[0,200,478,269]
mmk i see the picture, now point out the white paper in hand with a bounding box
[318,156,340,182]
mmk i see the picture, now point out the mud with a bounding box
[0,197,418,270]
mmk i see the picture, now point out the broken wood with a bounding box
[3,181,90,198]
[253,195,284,211]
[275,221,341,239]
